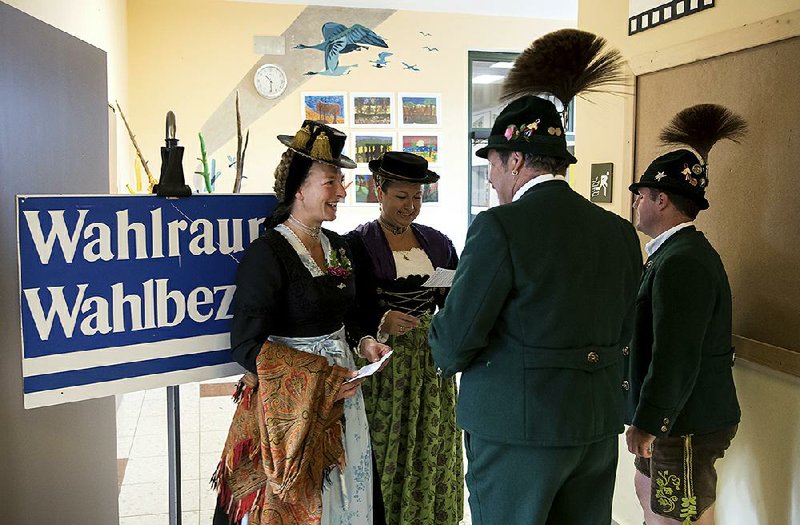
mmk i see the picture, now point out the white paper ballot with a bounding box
[345,351,393,383]
[421,267,456,288]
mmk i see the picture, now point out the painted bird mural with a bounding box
[369,51,394,68]
[304,64,358,76]
[295,22,388,73]
[402,62,420,71]
[422,46,439,51]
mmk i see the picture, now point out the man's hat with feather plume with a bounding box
[476,29,625,163]
[629,104,747,210]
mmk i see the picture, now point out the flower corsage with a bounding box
[326,248,352,279]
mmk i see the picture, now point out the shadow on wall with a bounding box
[716,363,800,524]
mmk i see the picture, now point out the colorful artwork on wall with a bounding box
[400,93,440,127]
[423,180,439,203]
[354,173,379,203]
[354,132,395,164]
[401,134,438,163]
[302,92,347,124]
[351,93,394,127]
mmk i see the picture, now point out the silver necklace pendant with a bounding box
[288,214,321,239]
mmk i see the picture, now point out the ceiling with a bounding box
[236,0,577,20]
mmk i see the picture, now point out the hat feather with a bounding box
[659,104,748,162]
[501,29,626,106]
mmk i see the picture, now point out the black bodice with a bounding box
[376,274,438,317]
[229,229,362,372]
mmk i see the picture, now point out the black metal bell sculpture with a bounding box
[154,111,192,197]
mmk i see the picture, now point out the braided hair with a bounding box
[267,149,314,227]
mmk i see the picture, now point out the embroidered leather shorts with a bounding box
[634,425,737,522]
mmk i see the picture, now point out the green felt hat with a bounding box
[475,95,576,164]
[630,149,709,210]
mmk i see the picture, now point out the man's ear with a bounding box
[511,151,525,172]
[656,191,670,211]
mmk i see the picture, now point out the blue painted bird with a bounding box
[295,22,388,73]
[304,64,358,76]
[402,62,420,71]
[369,51,394,68]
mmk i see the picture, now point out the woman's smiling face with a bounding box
[293,161,346,224]
[378,181,423,229]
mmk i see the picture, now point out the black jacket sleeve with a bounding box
[229,237,284,373]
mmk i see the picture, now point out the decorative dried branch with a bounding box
[115,100,157,192]
[233,91,246,193]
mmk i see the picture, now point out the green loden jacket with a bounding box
[429,180,643,446]
[626,226,740,437]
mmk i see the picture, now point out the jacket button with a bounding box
[486,361,492,367]
[645,260,654,269]
[661,425,668,433]
[622,346,630,356]
[622,380,630,391]
[663,417,670,425]
[587,351,600,363]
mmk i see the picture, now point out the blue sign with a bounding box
[17,194,276,408]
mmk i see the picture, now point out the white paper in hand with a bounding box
[421,267,455,288]
[345,351,393,383]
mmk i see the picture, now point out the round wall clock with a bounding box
[253,63,287,99]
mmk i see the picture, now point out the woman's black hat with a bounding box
[368,151,439,184]
[277,119,356,169]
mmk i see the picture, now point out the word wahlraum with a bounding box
[22,208,267,264]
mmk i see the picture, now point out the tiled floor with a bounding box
[116,378,472,525]
[116,377,240,524]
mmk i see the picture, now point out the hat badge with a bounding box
[655,171,667,181]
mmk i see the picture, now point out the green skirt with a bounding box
[361,315,464,524]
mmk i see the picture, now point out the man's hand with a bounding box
[626,425,656,458]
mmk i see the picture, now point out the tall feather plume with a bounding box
[501,29,626,106]
[659,104,748,162]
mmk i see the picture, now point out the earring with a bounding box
[511,170,519,176]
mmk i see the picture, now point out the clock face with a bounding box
[254,64,287,99]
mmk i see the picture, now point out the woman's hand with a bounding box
[380,310,421,337]
[359,337,392,367]
[336,371,364,401]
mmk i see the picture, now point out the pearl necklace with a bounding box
[288,214,321,239]
[379,216,408,236]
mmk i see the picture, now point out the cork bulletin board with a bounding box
[634,36,800,375]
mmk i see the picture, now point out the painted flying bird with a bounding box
[304,64,358,76]
[402,62,420,71]
[419,31,432,36]
[369,51,394,68]
[422,46,439,51]
[295,22,388,72]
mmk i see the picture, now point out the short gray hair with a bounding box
[496,150,569,175]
